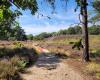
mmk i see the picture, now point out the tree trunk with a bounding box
[81,0,90,62]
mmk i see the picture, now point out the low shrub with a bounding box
[0,47,39,80]
[0,47,38,63]
[10,56,28,71]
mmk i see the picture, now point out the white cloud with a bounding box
[19,8,80,35]
[22,23,69,35]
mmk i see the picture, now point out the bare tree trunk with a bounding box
[81,0,90,62]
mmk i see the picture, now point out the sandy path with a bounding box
[21,44,93,80]
[21,53,93,80]
[21,53,70,80]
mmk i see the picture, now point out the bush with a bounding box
[0,47,39,66]
[10,56,28,71]
[0,47,39,80]
[27,34,33,40]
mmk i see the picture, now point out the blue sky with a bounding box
[16,0,93,35]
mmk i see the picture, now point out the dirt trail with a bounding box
[21,45,94,80]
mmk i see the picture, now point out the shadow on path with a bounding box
[35,53,61,70]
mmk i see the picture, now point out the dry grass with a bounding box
[86,62,100,79]
[0,35,99,79]
[0,41,39,80]
[0,59,22,80]
[36,35,100,79]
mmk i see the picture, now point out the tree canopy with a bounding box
[91,0,100,22]
[0,0,38,41]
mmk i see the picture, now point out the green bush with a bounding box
[10,56,28,71]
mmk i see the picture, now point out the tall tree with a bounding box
[45,0,90,61]
[81,0,89,61]
[0,0,38,40]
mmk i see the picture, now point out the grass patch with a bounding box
[0,59,23,80]
[86,62,100,79]
[90,49,100,58]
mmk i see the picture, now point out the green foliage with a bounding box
[0,22,27,41]
[27,34,34,40]
[92,0,100,13]
[33,25,100,40]
[17,60,28,70]
[57,26,82,35]
[33,32,52,40]
[67,27,76,34]
[89,25,100,35]
[13,24,27,41]
[90,49,100,58]
[96,72,100,79]
[70,38,83,50]
[10,56,28,71]
[0,9,3,20]
[37,32,52,38]
[91,0,100,22]
[0,0,38,16]
[0,0,38,41]
[13,42,24,48]
[58,29,68,35]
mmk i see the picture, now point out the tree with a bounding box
[33,32,52,40]
[0,0,92,61]
[27,34,34,40]
[89,25,100,35]
[0,0,38,40]
[81,0,89,61]
[45,0,90,61]
[13,23,27,41]
[58,29,68,35]
[67,27,76,34]
[74,26,82,34]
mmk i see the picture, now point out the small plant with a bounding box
[96,72,100,79]
[69,38,83,50]
[10,56,28,71]
[13,41,24,48]
[17,60,28,70]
